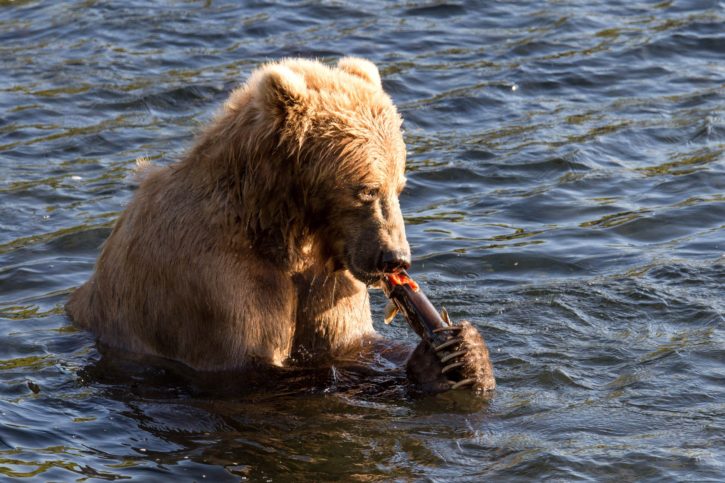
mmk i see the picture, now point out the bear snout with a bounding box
[378,248,411,273]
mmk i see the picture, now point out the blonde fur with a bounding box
[66,58,408,371]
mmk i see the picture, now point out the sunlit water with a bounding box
[1,1,724,480]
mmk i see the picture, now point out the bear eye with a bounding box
[356,185,380,203]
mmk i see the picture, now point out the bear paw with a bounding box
[406,321,495,394]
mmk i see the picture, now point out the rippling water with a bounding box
[1,1,724,480]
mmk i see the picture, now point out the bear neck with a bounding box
[180,111,315,271]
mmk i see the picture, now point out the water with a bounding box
[1,0,723,480]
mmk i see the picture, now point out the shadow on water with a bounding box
[71,346,493,481]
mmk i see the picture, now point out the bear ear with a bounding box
[253,63,308,113]
[337,57,382,88]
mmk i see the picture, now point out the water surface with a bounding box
[1,0,724,480]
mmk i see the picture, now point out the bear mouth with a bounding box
[349,267,385,286]
[343,254,385,286]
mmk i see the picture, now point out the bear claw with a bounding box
[439,349,468,364]
[450,377,477,390]
[441,361,464,374]
[433,337,464,352]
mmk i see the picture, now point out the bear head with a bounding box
[218,57,410,285]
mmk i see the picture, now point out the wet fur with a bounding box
[458,321,496,392]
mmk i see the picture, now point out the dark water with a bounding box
[1,0,724,480]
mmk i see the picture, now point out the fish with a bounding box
[381,270,495,392]
[383,300,398,325]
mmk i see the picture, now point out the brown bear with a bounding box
[67,57,492,392]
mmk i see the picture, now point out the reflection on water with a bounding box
[1,0,724,480]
